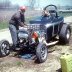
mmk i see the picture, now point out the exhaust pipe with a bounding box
[39,37,58,46]
[43,39,58,46]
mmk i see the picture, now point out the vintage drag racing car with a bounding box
[0,5,71,63]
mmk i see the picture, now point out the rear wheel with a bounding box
[36,43,48,63]
[0,40,10,57]
[59,24,71,44]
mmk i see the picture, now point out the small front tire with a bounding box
[0,40,10,57]
[36,43,48,63]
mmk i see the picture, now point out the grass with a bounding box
[0,12,72,30]
[0,16,35,30]
[16,61,23,66]
[59,12,72,17]
[0,18,31,30]
[0,21,9,30]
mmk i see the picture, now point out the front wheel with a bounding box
[0,40,10,57]
[36,43,48,63]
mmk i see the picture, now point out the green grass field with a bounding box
[0,12,72,30]
[0,21,9,30]
[59,12,72,17]
[0,18,31,30]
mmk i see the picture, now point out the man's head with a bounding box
[20,6,26,14]
[42,10,50,17]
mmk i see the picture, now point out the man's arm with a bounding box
[16,16,27,27]
[15,12,27,27]
[19,22,27,27]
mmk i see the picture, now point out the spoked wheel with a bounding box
[36,43,48,63]
[0,40,10,57]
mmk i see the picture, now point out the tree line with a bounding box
[0,0,19,10]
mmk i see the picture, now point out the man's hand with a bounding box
[20,22,27,27]
[24,23,28,26]
[42,10,50,16]
[24,24,28,28]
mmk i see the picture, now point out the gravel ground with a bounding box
[0,41,72,72]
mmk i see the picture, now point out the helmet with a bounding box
[20,6,26,11]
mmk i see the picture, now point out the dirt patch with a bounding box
[0,36,72,72]
[0,54,61,72]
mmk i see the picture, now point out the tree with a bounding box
[29,0,36,9]
[0,0,11,9]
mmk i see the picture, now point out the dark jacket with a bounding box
[9,11,25,29]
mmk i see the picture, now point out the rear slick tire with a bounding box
[59,24,71,44]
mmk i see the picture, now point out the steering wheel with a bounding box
[43,5,58,17]
[43,4,57,11]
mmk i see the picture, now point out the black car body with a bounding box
[0,5,71,63]
[30,5,71,43]
[30,15,63,41]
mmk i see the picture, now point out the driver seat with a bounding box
[49,10,58,17]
